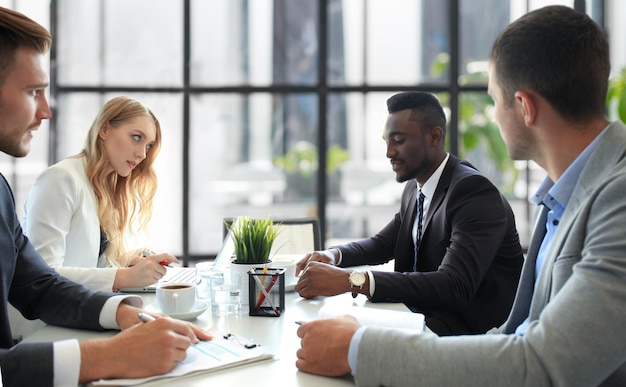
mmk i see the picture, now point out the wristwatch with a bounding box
[349,270,366,298]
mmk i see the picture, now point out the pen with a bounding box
[138,312,156,323]
[255,274,278,310]
[142,250,171,267]
[295,320,306,325]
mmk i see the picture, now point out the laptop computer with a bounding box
[119,225,236,293]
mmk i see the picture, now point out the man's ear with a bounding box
[515,90,536,126]
[429,126,444,145]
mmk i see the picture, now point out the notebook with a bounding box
[119,226,236,293]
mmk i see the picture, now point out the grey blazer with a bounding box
[354,121,626,386]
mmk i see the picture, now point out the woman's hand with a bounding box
[113,252,180,290]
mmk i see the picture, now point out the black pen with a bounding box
[295,320,307,325]
[138,312,156,323]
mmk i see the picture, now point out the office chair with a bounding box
[223,217,322,256]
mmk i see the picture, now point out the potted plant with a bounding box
[228,217,282,307]
[229,217,281,264]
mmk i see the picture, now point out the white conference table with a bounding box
[25,276,408,387]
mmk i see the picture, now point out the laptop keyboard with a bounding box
[162,267,196,284]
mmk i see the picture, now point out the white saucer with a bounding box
[146,301,209,321]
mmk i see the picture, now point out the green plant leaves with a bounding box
[228,217,282,264]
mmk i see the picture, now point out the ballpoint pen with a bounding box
[255,274,279,310]
[142,250,171,267]
[138,312,156,323]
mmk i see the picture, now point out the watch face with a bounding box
[350,271,366,287]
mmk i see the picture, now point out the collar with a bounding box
[417,153,450,200]
[532,124,609,210]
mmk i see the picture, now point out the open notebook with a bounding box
[118,226,236,293]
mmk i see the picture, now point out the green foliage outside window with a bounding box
[607,67,626,123]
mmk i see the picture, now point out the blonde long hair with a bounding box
[77,96,162,267]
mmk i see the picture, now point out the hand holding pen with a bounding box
[141,250,176,267]
[136,312,213,344]
[114,251,180,289]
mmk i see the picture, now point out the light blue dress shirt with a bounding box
[515,126,607,335]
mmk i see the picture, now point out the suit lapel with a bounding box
[530,121,626,318]
[503,205,548,333]
[422,155,459,232]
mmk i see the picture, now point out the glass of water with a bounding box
[195,261,216,300]
[211,271,241,315]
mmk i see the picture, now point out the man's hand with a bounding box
[116,303,212,341]
[295,249,338,275]
[296,315,360,377]
[295,261,356,298]
[78,317,211,383]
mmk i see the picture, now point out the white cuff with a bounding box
[53,339,80,386]
[99,295,143,329]
[348,326,367,376]
[366,270,375,297]
[332,248,342,266]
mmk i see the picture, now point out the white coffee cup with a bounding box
[156,282,196,314]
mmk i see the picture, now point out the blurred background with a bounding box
[2,0,625,265]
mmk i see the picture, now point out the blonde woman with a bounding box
[23,96,178,292]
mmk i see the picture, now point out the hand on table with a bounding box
[296,315,360,377]
[295,249,339,275]
[79,314,212,382]
[295,261,354,299]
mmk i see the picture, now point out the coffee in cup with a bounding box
[156,282,196,314]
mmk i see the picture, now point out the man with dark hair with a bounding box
[296,6,626,385]
[296,91,523,336]
[0,7,211,386]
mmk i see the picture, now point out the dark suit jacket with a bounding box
[338,155,523,335]
[0,174,112,387]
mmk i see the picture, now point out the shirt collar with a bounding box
[532,124,610,210]
[418,153,450,199]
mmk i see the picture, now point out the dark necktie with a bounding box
[413,190,425,272]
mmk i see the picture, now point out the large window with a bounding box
[2,0,620,265]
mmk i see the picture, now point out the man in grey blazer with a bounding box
[296,5,626,386]
[0,7,210,386]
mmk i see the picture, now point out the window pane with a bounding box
[191,0,318,86]
[326,92,403,243]
[55,93,184,255]
[189,93,318,254]
[459,0,509,85]
[191,0,270,86]
[57,0,183,86]
[330,0,450,86]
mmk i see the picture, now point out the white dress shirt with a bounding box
[53,295,143,386]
